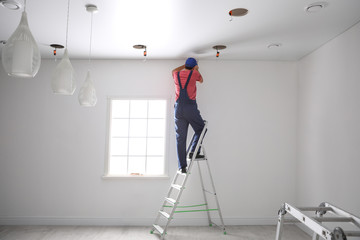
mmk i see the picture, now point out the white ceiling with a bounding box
[1,0,360,61]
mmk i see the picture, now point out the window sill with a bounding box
[102,174,170,179]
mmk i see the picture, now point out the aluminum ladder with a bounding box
[276,202,360,240]
[151,121,226,239]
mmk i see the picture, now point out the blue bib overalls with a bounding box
[174,70,205,169]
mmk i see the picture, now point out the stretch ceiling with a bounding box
[0,0,360,60]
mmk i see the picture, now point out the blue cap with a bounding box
[185,58,197,68]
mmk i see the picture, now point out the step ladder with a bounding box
[151,121,226,239]
[276,202,360,240]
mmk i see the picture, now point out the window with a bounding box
[105,98,168,177]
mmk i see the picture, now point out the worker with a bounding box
[172,58,205,173]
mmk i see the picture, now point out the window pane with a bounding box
[109,157,127,175]
[110,138,128,155]
[111,119,129,137]
[130,100,148,118]
[128,157,146,174]
[129,119,147,137]
[148,100,166,118]
[147,138,165,156]
[148,119,165,137]
[128,138,146,156]
[107,98,168,176]
[146,157,164,175]
[111,100,129,118]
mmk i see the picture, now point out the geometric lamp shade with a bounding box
[51,48,76,95]
[78,70,97,106]
[1,11,41,78]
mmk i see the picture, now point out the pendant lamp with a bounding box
[51,0,76,95]
[1,0,41,78]
[78,4,97,107]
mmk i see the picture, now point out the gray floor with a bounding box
[0,225,309,240]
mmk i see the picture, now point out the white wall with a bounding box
[0,58,297,225]
[297,21,360,216]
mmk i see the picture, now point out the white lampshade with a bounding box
[1,11,41,78]
[51,48,76,95]
[78,70,97,107]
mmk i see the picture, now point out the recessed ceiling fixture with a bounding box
[305,2,328,13]
[229,8,248,21]
[267,43,282,49]
[0,0,22,10]
[50,44,64,56]
[133,44,147,58]
[213,45,226,58]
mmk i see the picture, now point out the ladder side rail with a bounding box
[161,200,181,239]
[152,171,182,234]
[197,160,212,225]
[186,134,195,156]
[275,211,285,240]
[162,171,193,236]
[190,121,208,162]
[160,173,190,239]
[312,210,325,240]
[202,146,226,232]
[284,203,332,240]
[324,202,360,228]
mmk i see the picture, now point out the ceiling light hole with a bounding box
[86,4,98,14]
[267,43,282,49]
[50,44,64,49]
[0,0,22,10]
[229,8,248,17]
[213,45,226,58]
[133,44,146,49]
[305,2,328,13]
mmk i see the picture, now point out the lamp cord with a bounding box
[65,0,70,48]
[89,12,93,66]
[24,0,26,11]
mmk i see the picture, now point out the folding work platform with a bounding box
[276,202,360,240]
[151,121,226,239]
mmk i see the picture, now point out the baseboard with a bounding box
[0,216,277,226]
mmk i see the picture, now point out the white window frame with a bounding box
[103,96,170,179]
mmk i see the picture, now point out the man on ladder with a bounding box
[172,58,205,173]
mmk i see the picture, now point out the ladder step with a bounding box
[171,184,183,190]
[152,224,164,234]
[177,170,187,176]
[188,157,206,161]
[159,211,170,219]
[165,197,176,205]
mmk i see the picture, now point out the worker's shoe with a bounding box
[179,167,187,174]
[189,152,205,159]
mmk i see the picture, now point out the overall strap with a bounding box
[184,70,193,89]
[177,70,193,90]
[177,71,183,89]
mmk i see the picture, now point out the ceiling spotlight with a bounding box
[305,2,328,13]
[229,8,248,21]
[0,0,22,10]
[212,45,226,58]
[267,43,282,49]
